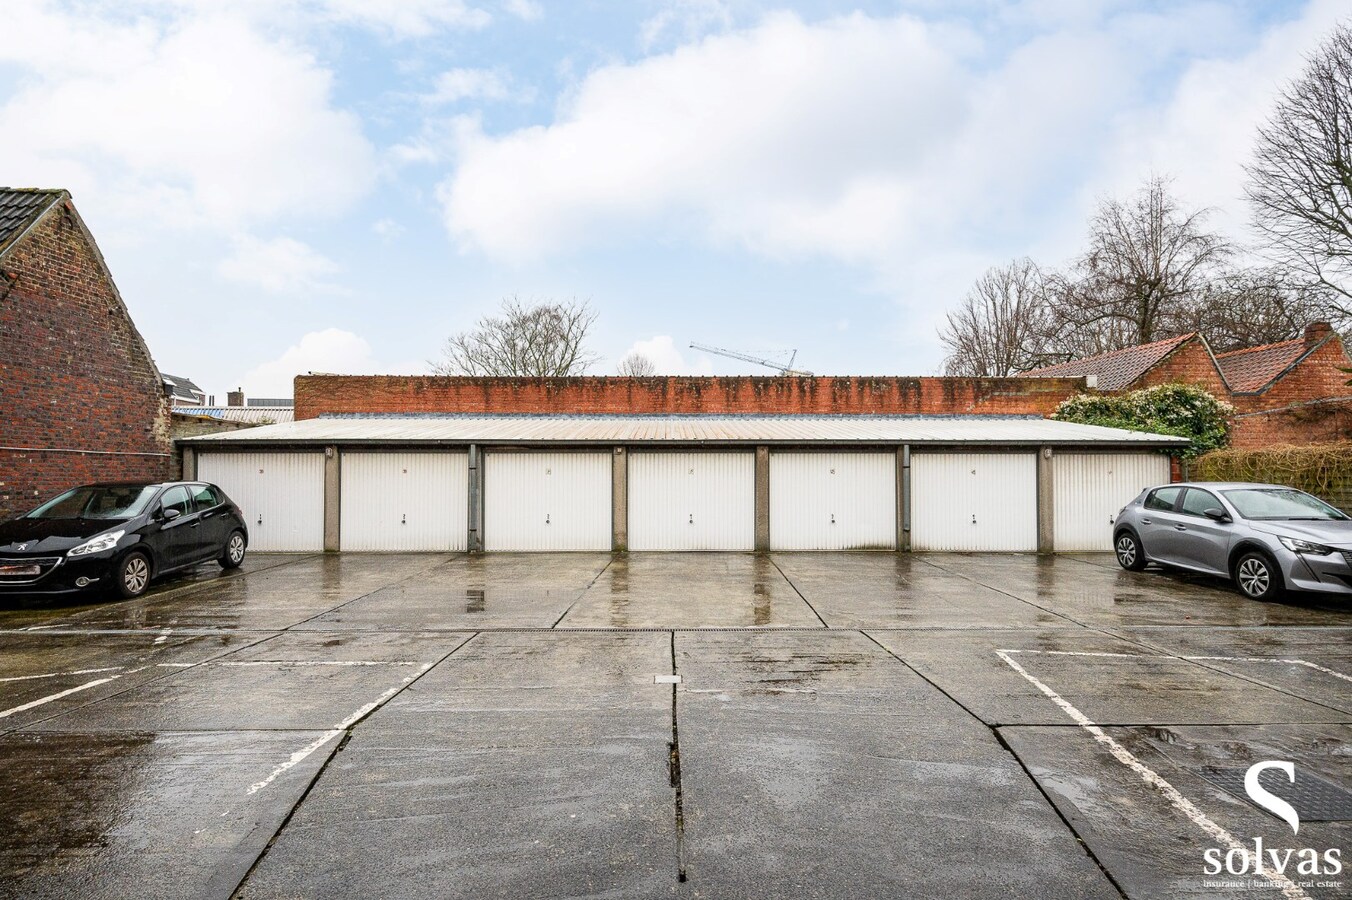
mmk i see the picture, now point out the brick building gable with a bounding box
[0,189,172,516]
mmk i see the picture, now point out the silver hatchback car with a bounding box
[1113,482,1352,601]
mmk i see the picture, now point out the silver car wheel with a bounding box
[228,533,245,564]
[123,556,149,594]
[1237,557,1269,596]
[1116,535,1136,567]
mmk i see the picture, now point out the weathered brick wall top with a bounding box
[294,374,1090,421]
[0,201,171,516]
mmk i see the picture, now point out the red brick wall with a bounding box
[1133,339,1229,394]
[0,203,172,518]
[1227,336,1352,449]
[294,374,1089,420]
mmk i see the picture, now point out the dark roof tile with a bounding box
[0,188,64,258]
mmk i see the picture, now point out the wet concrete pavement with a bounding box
[0,551,1347,899]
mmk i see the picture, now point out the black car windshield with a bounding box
[1221,488,1349,521]
[25,486,159,520]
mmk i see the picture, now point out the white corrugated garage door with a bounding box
[485,451,611,551]
[911,452,1037,551]
[770,452,896,550]
[340,452,468,551]
[1053,452,1170,551]
[198,451,324,552]
[629,452,754,551]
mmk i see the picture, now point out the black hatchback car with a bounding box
[0,482,249,599]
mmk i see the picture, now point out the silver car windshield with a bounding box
[25,486,159,520]
[1220,488,1349,521]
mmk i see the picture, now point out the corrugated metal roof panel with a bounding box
[181,414,1187,446]
[177,406,295,424]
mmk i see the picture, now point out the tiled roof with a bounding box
[162,374,205,397]
[0,188,64,258]
[1215,339,1310,393]
[1018,333,1195,391]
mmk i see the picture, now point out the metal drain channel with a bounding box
[1197,766,1352,822]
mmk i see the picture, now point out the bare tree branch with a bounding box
[1246,22,1352,324]
[940,258,1056,375]
[617,353,657,376]
[430,297,601,376]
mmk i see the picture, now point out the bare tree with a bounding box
[1050,176,1231,355]
[940,258,1055,375]
[1182,267,1334,352]
[431,297,600,376]
[617,352,657,376]
[1246,24,1352,325]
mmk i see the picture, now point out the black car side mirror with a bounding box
[162,508,181,521]
[1202,507,1230,522]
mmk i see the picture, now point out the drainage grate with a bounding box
[1198,766,1352,822]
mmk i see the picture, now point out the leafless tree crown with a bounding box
[1246,23,1352,324]
[939,258,1054,376]
[431,297,600,377]
[617,352,657,376]
[1053,176,1231,354]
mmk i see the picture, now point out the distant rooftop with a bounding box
[1018,334,1195,391]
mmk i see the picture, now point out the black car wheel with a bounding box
[116,552,152,599]
[1233,550,1284,602]
[1114,530,1147,571]
[220,530,246,569]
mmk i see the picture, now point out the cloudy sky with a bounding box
[1,0,1344,397]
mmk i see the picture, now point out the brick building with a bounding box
[0,188,173,518]
[1020,325,1351,448]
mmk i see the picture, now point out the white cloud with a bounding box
[239,328,423,396]
[315,0,491,36]
[501,0,542,23]
[217,235,342,294]
[372,218,406,240]
[640,0,733,50]
[441,12,971,264]
[617,336,715,375]
[438,2,1351,319]
[1090,0,1349,240]
[0,6,375,230]
[426,68,518,104]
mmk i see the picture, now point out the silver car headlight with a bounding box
[68,530,126,557]
[1277,536,1333,555]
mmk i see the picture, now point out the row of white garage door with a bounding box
[196,450,1168,553]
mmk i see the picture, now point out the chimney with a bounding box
[207,394,215,406]
[227,388,244,407]
[1304,321,1333,346]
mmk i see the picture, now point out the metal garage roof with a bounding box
[181,414,1188,446]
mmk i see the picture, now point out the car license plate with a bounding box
[0,565,41,577]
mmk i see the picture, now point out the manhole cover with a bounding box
[1198,766,1352,822]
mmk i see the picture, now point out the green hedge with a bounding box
[1051,383,1232,459]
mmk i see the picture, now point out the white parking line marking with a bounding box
[220,660,419,668]
[243,662,436,798]
[0,677,120,720]
[0,666,124,683]
[1181,656,1352,683]
[995,649,1312,900]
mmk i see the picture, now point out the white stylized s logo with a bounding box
[1245,760,1299,835]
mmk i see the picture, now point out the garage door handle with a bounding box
[545,514,551,525]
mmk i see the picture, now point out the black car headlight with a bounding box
[1277,536,1333,555]
[68,530,126,557]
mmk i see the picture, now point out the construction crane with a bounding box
[689,342,812,376]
